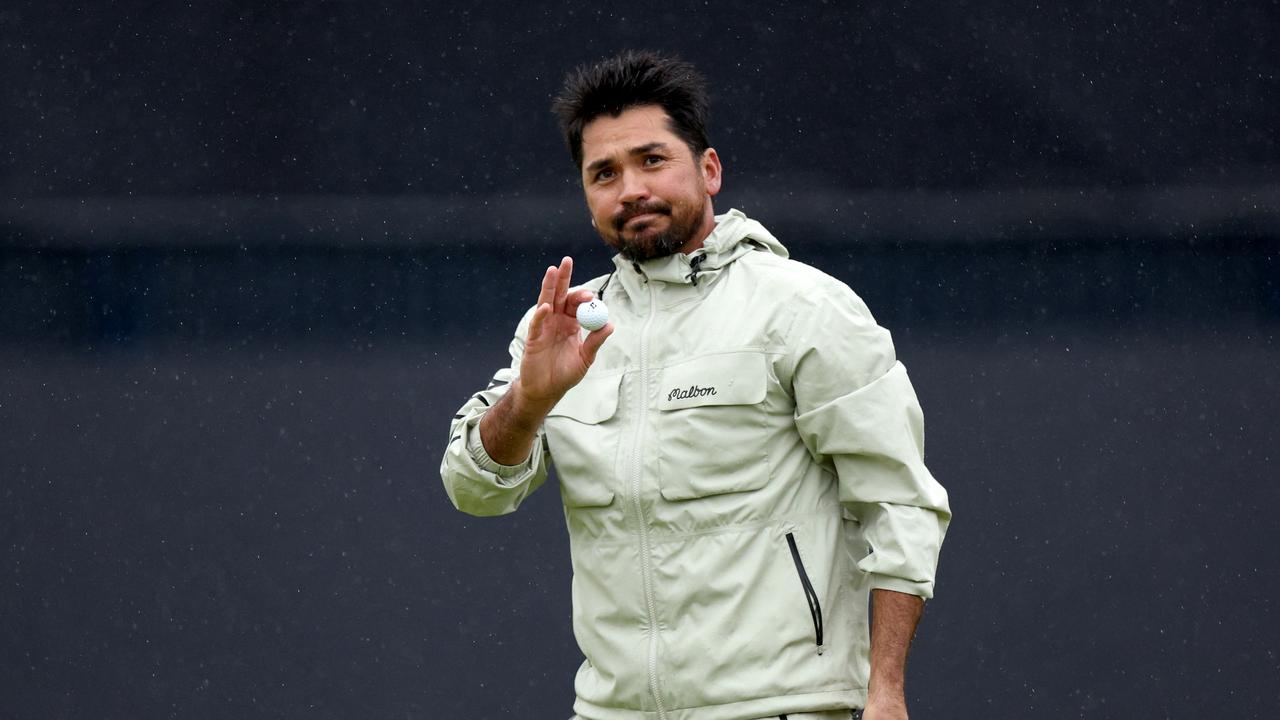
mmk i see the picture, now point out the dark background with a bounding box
[2,2,1278,718]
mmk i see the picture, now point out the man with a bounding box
[441,51,950,720]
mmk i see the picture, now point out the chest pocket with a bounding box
[544,370,623,507]
[655,351,770,501]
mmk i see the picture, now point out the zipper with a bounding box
[785,531,825,653]
[629,279,668,719]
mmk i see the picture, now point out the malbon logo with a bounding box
[667,385,718,402]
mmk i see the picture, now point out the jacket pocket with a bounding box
[544,370,623,507]
[654,351,770,501]
[785,531,825,653]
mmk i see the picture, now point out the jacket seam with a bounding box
[572,505,841,548]
[646,346,786,371]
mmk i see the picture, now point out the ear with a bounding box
[700,147,723,197]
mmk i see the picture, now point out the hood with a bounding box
[608,209,789,296]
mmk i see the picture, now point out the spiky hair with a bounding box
[552,50,711,170]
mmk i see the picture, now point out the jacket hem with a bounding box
[572,688,865,720]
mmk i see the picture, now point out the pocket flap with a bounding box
[657,351,767,410]
[547,370,624,423]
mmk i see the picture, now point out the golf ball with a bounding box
[576,298,609,331]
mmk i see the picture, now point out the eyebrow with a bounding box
[584,142,672,175]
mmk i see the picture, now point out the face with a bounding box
[579,105,721,261]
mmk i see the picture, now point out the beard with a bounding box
[599,196,706,262]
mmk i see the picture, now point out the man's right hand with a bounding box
[478,256,614,466]
[516,255,614,407]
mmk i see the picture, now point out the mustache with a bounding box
[613,201,671,230]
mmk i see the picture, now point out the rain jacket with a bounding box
[440,209,951,720]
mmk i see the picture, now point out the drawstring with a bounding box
[596,269,616,300]
[686,253,706,286]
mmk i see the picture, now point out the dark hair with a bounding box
[552,50,711,170]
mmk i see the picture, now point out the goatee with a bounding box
[605,199,704,262]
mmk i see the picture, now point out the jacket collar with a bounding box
[610,209,788,301]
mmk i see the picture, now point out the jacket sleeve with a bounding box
[439,307,550,517]
[788,282,951,598]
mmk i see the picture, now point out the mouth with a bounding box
[625,212,662,226]
[617,210,668,231]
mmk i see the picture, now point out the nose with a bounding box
[618,169,649,204]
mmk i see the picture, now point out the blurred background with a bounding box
[2,2,1277,718]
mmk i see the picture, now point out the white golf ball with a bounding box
[576,298,609,331]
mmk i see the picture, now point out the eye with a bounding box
[643,154,665,167]
[593,167,616,183]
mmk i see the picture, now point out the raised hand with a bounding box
[477,256,614,466]
[517,256,615,405]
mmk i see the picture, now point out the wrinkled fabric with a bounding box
[442,209,951,720]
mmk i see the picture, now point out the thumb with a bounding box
[579,323,615,366]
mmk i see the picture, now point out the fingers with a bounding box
[536,257,577,318]
[535,265,557,309]
[580,322,615,366]
[553,256,573,315]
[563,288,595,316]
[526,302,552,343]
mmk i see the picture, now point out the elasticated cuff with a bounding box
[867,574,934,600]
[467,428,534,480]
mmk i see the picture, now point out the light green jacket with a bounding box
[441,210,951,720]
